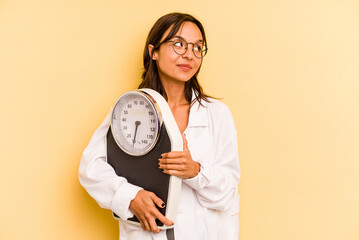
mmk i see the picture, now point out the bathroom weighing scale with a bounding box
[106,88,183,229]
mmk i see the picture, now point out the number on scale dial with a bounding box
[111,91,161,156]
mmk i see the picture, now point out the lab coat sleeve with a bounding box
[78,110,143,220]
[184,103,240,212]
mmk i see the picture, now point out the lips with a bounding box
[177,64,192,72]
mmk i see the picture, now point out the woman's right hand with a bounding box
[129,189,174,233]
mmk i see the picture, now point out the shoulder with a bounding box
[191,97,235,130]
[201,98,238,138]
[202,98,233,118]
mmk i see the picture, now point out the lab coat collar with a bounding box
[187,91,208,127]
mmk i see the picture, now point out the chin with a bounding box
[178,73,196,83]
[177,78,192,83]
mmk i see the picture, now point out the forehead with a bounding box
[161,22,203,42]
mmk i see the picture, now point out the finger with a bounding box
[162,169,183,177]
[139,221,145,231]
[182,134,188,151]
[147,217,160,233]
[159,163,184,171]
[159,158,185,165]
[153,211,174,227]
[150,193,165,208]
[141,217,150,231]
[161,151,184,159]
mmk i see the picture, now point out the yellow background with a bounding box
[1,0,359,239]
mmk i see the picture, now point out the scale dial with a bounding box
[111,91,161,156]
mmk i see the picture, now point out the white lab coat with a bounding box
[79,97,240,240]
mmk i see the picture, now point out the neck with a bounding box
[161,80,189,108]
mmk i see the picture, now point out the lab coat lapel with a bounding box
[186,94,210,165]
[187,93,208,128]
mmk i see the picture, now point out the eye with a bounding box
[194,44,203,52]
[173,40,185,48]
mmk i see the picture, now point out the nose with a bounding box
[182,43,195,59]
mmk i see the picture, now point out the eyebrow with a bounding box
[172,35,203,43]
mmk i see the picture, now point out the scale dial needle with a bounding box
[133,121,141,146]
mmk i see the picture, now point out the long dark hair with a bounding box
[138,12,211,105]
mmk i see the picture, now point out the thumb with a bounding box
[182,134,188,151]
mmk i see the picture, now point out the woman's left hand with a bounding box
[158,134,200,179]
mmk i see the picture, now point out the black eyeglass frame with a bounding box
[158,38,208,59]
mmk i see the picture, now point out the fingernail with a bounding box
[161,203,165,208]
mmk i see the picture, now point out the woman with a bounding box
[79,12,240,240]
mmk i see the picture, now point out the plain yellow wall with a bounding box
[1,0,359,239]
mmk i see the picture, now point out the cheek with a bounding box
[158,51,177,68]
[193,60,202,73]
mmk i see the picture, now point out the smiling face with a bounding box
[150,21,203,85]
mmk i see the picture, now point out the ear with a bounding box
[148,44,158,60]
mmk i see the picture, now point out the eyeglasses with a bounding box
[167,38,208,59]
